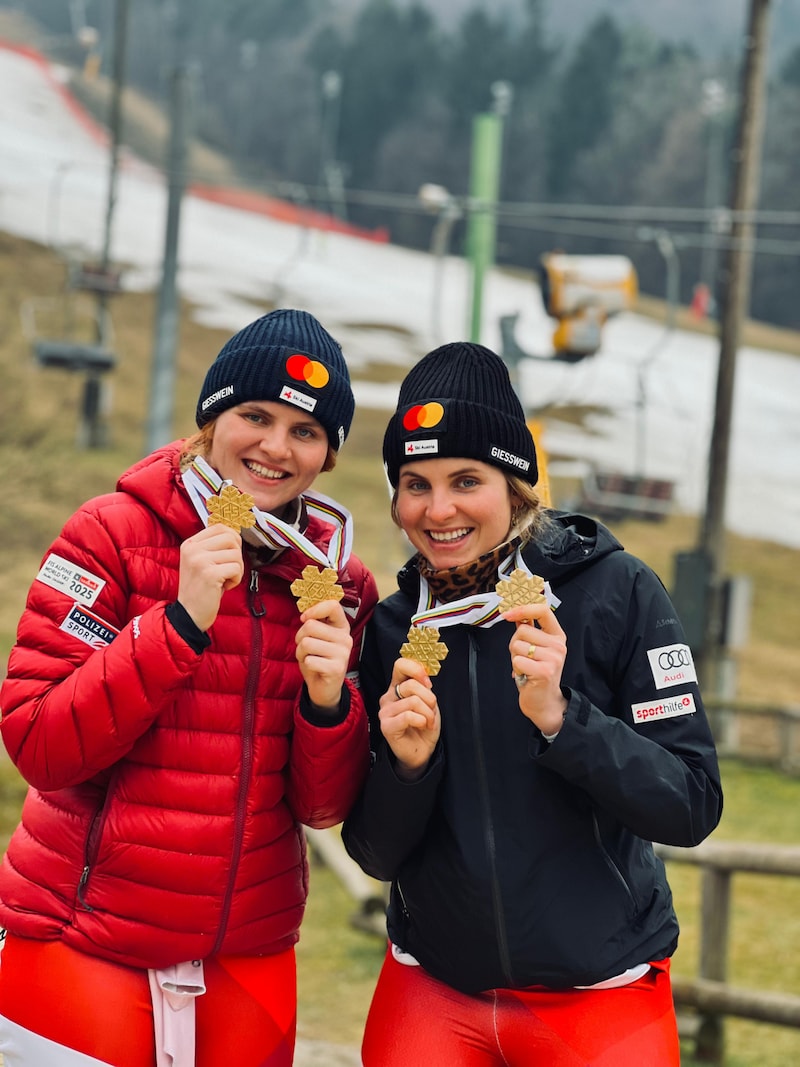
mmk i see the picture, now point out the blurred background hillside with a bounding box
[1,2,799,1064]
[1,0,798,327]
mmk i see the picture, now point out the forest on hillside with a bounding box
[3,0,799,327]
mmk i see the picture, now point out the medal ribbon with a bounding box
[182,455,353,571]
[411,549,560,631]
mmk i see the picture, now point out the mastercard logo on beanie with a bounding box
[402,402,444,431]
[286,354,330,389]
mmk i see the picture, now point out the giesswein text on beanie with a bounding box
[196,309,354,451]
[383,342,538,487]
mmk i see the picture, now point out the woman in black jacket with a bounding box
[343,341,722,1066]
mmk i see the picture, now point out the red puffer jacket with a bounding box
[0,442,378,969]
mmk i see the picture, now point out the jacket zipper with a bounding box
[76,865,94,911]
[396,879,410,920]
[76,790,113,911]
[468,632,514,986]
[212,566,262,953]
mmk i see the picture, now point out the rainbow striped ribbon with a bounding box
[181,455,353,571]
[411,550,559,632]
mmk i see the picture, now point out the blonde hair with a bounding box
[179,419,338,474]
[506,475,553,542]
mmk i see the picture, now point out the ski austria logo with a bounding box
[403,402,445,431]
[286,354,330,389]
[646,643,697,690]
[631,693,696,725]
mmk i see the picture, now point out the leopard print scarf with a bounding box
[416,537,521,604]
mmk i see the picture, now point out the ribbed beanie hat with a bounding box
[383,342,538,487]
[196,309,354,451]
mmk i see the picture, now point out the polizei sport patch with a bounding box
[631,693,696,725]
[36,553,105,607]
[59,604,120,649]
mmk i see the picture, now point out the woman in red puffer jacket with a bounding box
[0,309,378,1067]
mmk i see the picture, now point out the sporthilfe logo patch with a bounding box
[631,692,696,724]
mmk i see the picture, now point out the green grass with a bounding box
[668,761,800,1066]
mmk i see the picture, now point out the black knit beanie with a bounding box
[383,342,538,487]
[196,309,354,451]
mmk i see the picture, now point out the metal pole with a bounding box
[467,113,503,343]
[98,0,128,291]
[699,79,728,304]
[634,229,679,477]
[146,64,190,454]
[697,0,772,691]
[318,71,344,220]
[430,200,461,345]
[83,0,129,449]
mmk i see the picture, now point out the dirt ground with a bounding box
[296,1039,360,1066]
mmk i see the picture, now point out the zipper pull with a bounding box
[77,865,95,911]
[249,569,265,617]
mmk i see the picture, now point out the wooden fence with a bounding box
[655,840,800,1064]
[705,700,800,777]
[308,829,800,1064]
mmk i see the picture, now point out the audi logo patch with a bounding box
[647,643,697,690]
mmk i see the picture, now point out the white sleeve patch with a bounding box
[646,643,697,690]
[632,693,696,724]
[59,603,120,649]
[36,553,106,607]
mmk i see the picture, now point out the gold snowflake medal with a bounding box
[290,565,345,612]
[400,625,449,677]
[495,569,547,620]
[206,484,257,532]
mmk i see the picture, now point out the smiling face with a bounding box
[207,400,330,516]
[395,457,517,569]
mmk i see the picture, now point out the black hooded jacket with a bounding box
[343,512,723,994]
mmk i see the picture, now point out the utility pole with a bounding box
[146,63,191,453]
[697,1,772,692]
[81,0,128,447]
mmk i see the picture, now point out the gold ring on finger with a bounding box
[395,683,404,700]
[527,644,536,659]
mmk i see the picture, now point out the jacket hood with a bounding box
[396,509,623,598]
[530,509,623,580]
[116,441,199,542]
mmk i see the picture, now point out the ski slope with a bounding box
[1,42,798,548]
